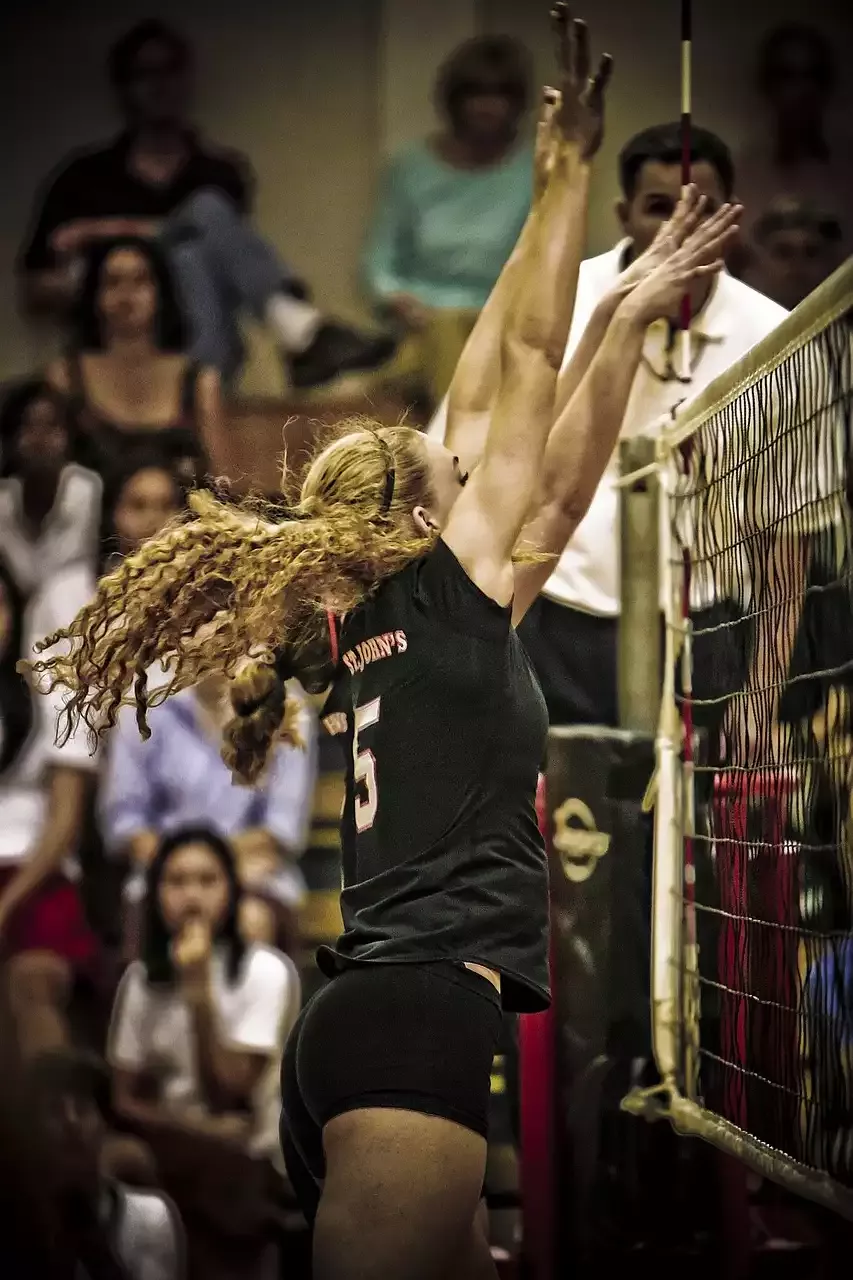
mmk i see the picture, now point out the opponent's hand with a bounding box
[623,200,742,325]
[550,3,613,161]
[172,917,212,999]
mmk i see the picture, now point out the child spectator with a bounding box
[363,35,533,410]
[29,1048,184,1280]
[19,20,393,390]
[100,672,317,957]
[108,827,299,1279]
[0,556,100,1059]
[0,380,101,593]
[47,236,222,487]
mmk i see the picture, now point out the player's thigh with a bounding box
[315,1105,488,1280]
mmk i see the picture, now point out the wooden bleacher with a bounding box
[225,391,421,494]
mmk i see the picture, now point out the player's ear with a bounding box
[412,506,439,535]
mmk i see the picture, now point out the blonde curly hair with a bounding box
[23,420,436,783]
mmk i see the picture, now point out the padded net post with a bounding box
[619,435,662,734]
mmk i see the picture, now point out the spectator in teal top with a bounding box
[363,35,533,412]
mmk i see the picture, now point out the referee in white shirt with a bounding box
[429,121,786,726]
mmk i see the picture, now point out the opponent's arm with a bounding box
[511,199,741,624]
[443,5,612,605]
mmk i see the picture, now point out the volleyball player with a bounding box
[25,7,741,1277]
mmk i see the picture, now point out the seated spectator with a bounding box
[47,236,222,487]
[733,23,851,298]
[0,379,101,593]
[36,453,189,664]
[740,197,844,310]
[19,19,393,390]
[108,827,299,1279]
[29,1048,184,1280]
[100,672,317,957]
[0,556,100,1059]
[363,35,533,410]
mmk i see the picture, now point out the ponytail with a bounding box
[21,421,436,780]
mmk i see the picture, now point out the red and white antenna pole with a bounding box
[678,0,693,381]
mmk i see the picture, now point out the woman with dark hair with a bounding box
[109,826,297,1135]
[363,33,534,411]
[0,379,101,592]
[107,826,299,1279]
[47,236,224,486]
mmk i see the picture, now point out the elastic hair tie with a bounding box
[375,436,396,513]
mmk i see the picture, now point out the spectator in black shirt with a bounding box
[18,20,394,391]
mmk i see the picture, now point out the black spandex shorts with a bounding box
[279,961,502,1221]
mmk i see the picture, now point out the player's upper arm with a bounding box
[441,342,557,606]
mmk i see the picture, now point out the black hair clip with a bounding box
[380,465,396,513]
[273,647,295,681]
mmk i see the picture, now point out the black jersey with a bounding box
[318,538,550,1012]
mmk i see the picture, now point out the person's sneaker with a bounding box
[289,321,396,390]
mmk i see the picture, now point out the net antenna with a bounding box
[678,0,693,382]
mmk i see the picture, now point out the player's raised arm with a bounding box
[443,5,612,606]
[511,196,742,624]
[442,88,562,469]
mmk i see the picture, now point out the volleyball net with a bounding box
[623,259,853,1217]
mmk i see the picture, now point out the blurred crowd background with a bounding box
[0,0,850,1277]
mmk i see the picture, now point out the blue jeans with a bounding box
[160,188,301,381]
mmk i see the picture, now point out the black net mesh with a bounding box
[669,309,853,1181]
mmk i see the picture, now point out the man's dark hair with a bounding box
[618,123,735,201]
[757,23,835,95]
[108,19,191,90]
[142,825,245,988]
[436,35,532,124]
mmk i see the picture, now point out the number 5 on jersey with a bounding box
[354,698,381,832]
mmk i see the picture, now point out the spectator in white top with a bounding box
[429,122,786,730]
[0,380,101,593]
[0,555,101,1059]
[108,826,299,1279]
[109,825,299,1151]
